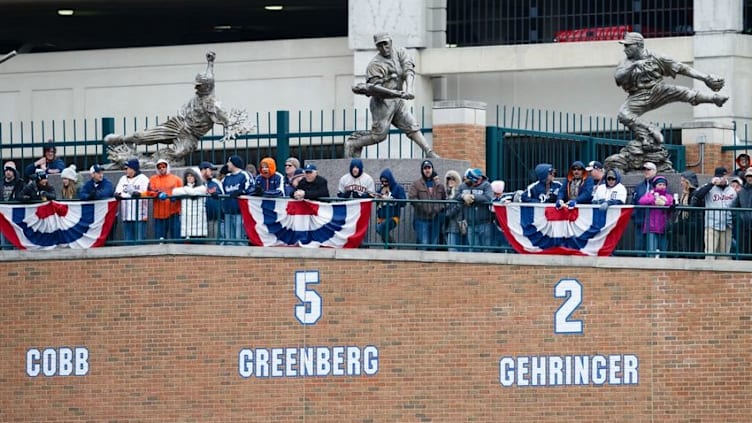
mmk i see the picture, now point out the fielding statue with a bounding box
[346,33,438,159]
[105,51,253,168]
[605,32,728,173]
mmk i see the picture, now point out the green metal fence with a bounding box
[485,105,685,191]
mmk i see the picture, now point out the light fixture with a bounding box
[57,9,74,16]
[264,5,284,11]
[213,25,233,31]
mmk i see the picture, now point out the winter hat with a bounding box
[680,171,698,188]
[61,164,78,181]
[34,168,48,180]
[491,180,505,194]
[464,168,484,183]
[421,160,433,170]
[125,158,140,172]
[651,175,668,187]
[4,161,16,171]
[228,155,244,170]
[259,157,277,175]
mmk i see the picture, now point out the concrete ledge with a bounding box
[4,243,751,273]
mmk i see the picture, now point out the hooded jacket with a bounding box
[731,178,752,223]
[255,157,286,197]
[592,168,627,205]
[446,174,494,225]
[520,163,563,203]
[376,168,406,220]
[734,153,750,178]
[338,158,375,198]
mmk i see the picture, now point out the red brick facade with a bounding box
[433,123,486,170]
[1,252,750,422]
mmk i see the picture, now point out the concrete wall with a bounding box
[1,245,750,422]
[0,37,355,129]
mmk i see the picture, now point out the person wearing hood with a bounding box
[734,153,750,178]
[445,168,494,251]
[374,168,405,246]
[408,160,446,249]
[78,164,115,201]
[254,157,286,197]
[564,160,594,205]
[638,175,674,257]
[592,168,627,208]
[520,163,563,204]
[731,168,752,259]
[146,159,183,240]
[172,168,208,239]
[337,158,375,199]
[443,170,463,250]
[668,170,703,258]
[115,158,150,242]
[632,162,658,254]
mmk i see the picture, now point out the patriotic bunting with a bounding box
[240,197,372,248]
[0,199,118,250]
[494,203,633,256]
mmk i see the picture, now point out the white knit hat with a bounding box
[61,164,78,181]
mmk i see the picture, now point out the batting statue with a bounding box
[105,51,253,169]
[346,33,438,159]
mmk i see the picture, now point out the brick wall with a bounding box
[433,124,486,171]
[684,143,737,175]
[1,251,750,422]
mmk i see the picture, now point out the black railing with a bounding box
[447,0,694,47]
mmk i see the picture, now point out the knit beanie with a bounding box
[61,164,78,181]
[228,155,245,170]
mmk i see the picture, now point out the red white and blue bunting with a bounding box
[0,199,118,250]
[241,197,372,248]
[494,203,633,256]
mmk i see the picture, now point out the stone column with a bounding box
[432,100,487,170]
[681,120,736,175]
[692,0,744,125]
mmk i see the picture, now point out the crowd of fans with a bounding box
[2,147,751,259]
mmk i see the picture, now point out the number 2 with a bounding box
[554,278,583,334]
[294,271,322,325]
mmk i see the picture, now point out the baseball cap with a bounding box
[585,161,603,171]
[745,168,752,177]
[619,32,644,45]
[199,161,217,170]
[642,162,657,171]
[124,158,140,172]
[90,164,105,173]
[373,32,391,44]
[714,166,729,177]
[303,163,317,172]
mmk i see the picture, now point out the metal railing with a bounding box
[447,0,694,47]
[3,196,750,260]
[0,108,433,177]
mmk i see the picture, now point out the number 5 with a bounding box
[295,271,322,325]
[554,278,583,334]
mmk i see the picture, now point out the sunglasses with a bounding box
[607,177,617,181]
[571,167,583,171]
[380,180,389,184]
[285,164,294,167]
